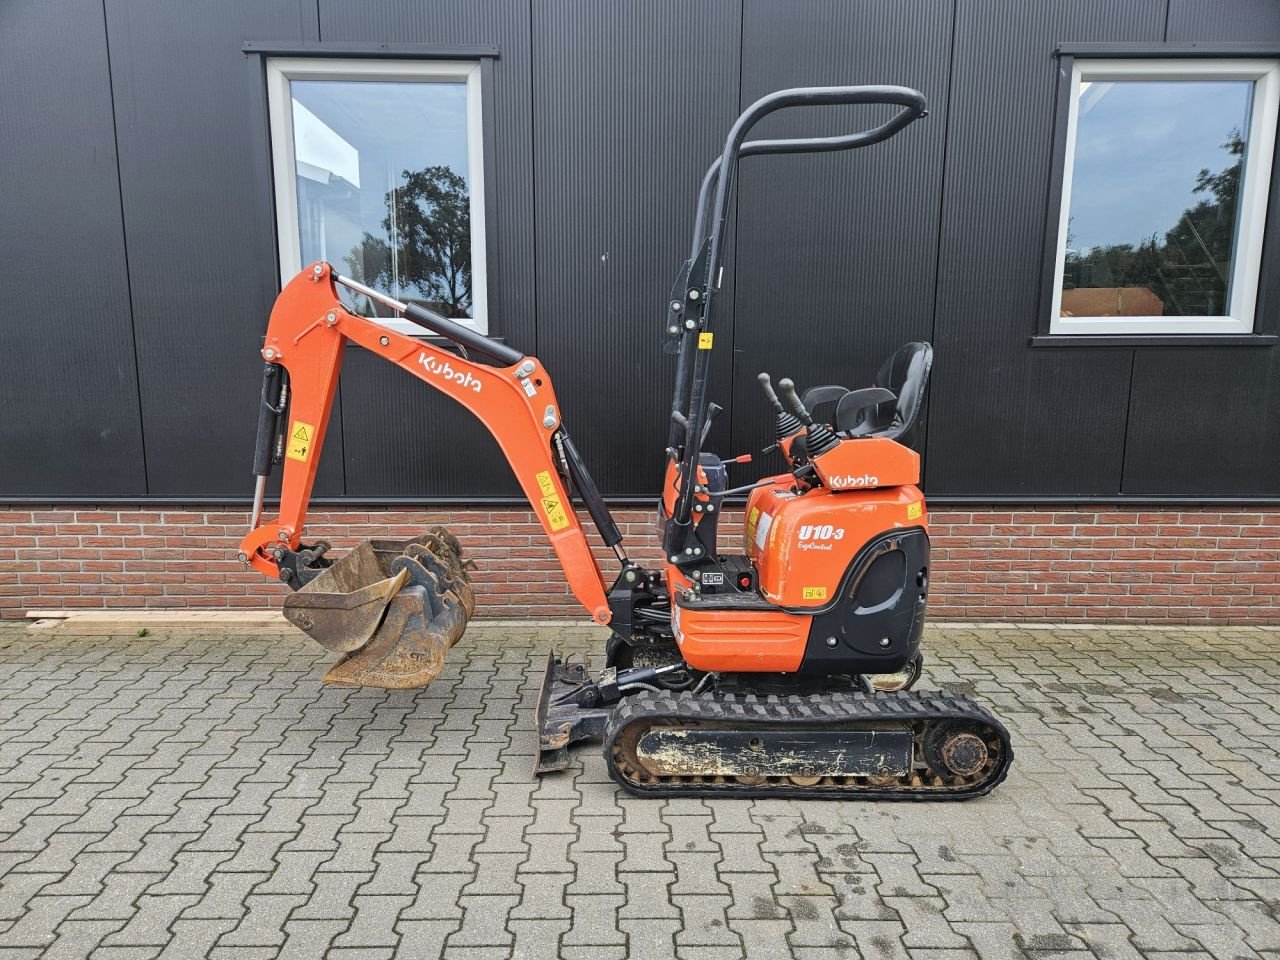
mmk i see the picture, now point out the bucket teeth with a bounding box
[282,529,474,689]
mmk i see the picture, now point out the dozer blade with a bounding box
[282,528,475,690]
[532,652,612,776]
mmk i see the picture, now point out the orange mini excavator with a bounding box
[240,85,1012,799]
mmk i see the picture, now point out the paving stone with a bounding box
[562,893,627,947]
[444,894,517,948]
[772,850,836,897]
[619,917,683,960]
[729,918,797,958]
[670,852,732,897]
[156,918,240,959]
[888,895,973,950]
[674,946,746,960]
[560,947,628,960]
[509,872,572,921]
[566,850,625,896]
[217,894,310,948]
[41,918,129,959]
[508,917,572,958]
[1,896,94,947]
[399,872,472,921]
[390,919,457,958]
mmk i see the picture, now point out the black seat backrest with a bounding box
[831,341,933,450]
[874,341,932,449]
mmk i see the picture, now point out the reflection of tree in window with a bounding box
[344,166,472,319]
[1062,130,1243,317]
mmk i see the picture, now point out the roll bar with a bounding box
[666,85,927,552]
[688,89,927,261]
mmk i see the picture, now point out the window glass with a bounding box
[290,79,473,321]
[1061,79,1251,320]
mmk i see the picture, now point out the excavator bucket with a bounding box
[282,528,475,689]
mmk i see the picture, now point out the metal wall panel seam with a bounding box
[100,0,149,495]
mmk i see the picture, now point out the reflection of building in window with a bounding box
[1060,287,1165,317]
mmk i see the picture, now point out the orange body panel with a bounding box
[811,436,919,491]
[666,564,810,672]
[744,481,926,609]
[660,457,710,521]
[239,263,611,624]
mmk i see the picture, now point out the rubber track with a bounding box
[604,687,1013,801]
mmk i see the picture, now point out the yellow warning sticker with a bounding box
[698,332,714,350]
[286,421,315,462]
[802,586,828,601]
[535,470,570,531]
[907,501,923,521]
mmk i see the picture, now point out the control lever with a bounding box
[700,402,723,446]
[758,372,803,441]
[777,378,840,457]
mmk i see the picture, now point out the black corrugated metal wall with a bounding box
[1,0,1278,501]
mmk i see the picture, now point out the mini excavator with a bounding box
[240,85,1013,799]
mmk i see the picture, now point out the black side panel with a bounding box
[1123,349,1280,496]
[104,0,341,497]
[531,0,743,496]
[320,0,533,498]
[800,528,929,676]
[0,1,146,496]
[925,0,1165,496]
[730,0,952,472]
[1166,0,1280,40]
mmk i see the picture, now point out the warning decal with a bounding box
[535,470,570,531]
[802,586,828,601]
[906,501,923,521]
[286,421,315,463]
[698,332,714,350]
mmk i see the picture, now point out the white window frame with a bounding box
[265,57,489,335]
[1050,57,1280,336]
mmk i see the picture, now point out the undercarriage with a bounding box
[534,640,1013,799]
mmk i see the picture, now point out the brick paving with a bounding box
[2,619,1279,959]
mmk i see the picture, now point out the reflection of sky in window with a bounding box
[288,80,471,307]
[290,80,469,183]
[1068,80,1250,252]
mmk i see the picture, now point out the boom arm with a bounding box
[238,262,613,625]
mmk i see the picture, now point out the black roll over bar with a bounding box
[665,85,928,557]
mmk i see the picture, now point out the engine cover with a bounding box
[744,479,926,608]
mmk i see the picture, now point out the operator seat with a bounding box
[800,341,933,452]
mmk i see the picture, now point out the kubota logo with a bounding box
[827,473,879,488]
[419,352,481,392]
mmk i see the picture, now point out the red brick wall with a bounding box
[0,505,1276,623]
